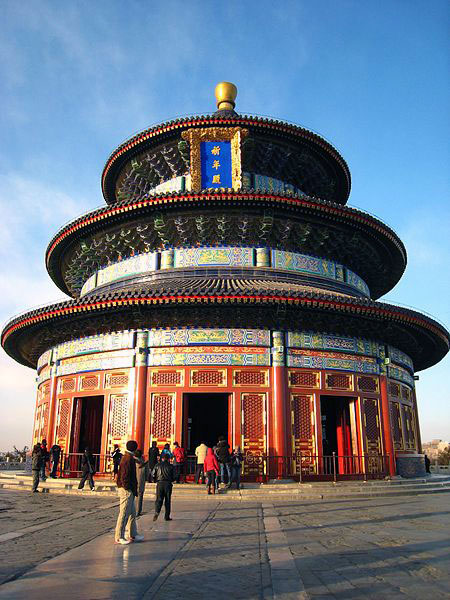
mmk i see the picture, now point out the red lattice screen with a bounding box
[151,393,173,443]
[326,373,351,390]
[105,373,129,388]
[363,398,381,455]
[390,401,404,450]
[234,370,266,386]
[56,399,71,453]
[192,370,224,386]
[291,394,315,475]
[242,393,265,479]
[151,370,182,386]
[388,382,400,397]
[109,395,129,438]
[289,372,318,388]
[402,405,416,450]
[61,378,76,393]
[357,376,378,393]
[80,376,99,391]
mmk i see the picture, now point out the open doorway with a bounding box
[70,396,104,455]
[320,396,357,474]
[184,393,229,452]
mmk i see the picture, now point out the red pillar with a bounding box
[380,375,396,476]
[46,365,58,447]
[273,366,287,458]
[132,331,148,450]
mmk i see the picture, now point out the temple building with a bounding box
[2,83,448,479]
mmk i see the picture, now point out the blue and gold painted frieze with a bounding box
[148,329,271,348]
[148,346,270,367]
[37,349,53,373]
[388,345,414,372]
[388,364,415,387]
[54,331,135,361]
[174,247,253,268]
[287,349,380,374]
[56,349,135,377]
[287,331,383,358]
[345,269,370,297]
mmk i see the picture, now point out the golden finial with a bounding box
[215,82,237,111]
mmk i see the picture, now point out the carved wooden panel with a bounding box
[388,381,400,397]
[56,398,71,453]
[191,369,226,387]
[401,385,411,402]
[151,393,174,446]
[34,402,49,445]
[80,375,100,391]
[105,372,129,388]
[150,369,183,386]
[402,404,417,451]
[291,394,315,475]
[61,378,76,393]
[390,401,404,451]
[242,392,266,478]
[288,371,319,388]
[325,373,352,390]
[233,370,268,386]
[106,394,129,465]
[363,397,382,455]
[357,376,379,394]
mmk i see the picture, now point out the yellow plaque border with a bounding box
[181,127,248,193]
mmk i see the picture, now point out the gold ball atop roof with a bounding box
[215,82,237,111]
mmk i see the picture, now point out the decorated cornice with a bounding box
[101,114,351,204]
[2,282,448,372]
[45,190,406,299]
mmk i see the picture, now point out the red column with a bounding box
[132,331,148,450]
[273,366,287,458]
[46,365,58,447]
[380,375,396,476]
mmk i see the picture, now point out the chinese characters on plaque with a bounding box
[200,141,232,188]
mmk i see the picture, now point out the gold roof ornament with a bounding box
[215,82,237,111]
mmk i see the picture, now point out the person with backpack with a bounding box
[204,448,219,495]
[172,441,186,483]
[216,435,232,487]
[231,446,244,489]
[31,443,43,493]
[77,447,96,491]
[111,444,123,480]
[160,443,173,461]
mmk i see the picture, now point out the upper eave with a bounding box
[101,114,351,204]
[45,190,407,299]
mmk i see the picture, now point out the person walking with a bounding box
[147,441,160,482]
[40,439,49,481]
[216,436,232,487]
[134,449,149,516]
[31,444,42,493]
[78,447,96,491]
[204,448,219,495]
[115,440,144,545]
[152,453,175,521]
[111,444,123,480]
[231,446,244,489]
[49,443,61,478]
[194,441,208,484]
[172,441,186,483]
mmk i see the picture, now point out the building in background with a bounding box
[422,440,450,461]
[2,83,449,480]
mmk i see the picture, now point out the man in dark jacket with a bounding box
[49,444,61,478]
[216,436,232,487]
[147,441,160,482]
[152,454,175,522]
[31,444,42,492]
[40,439,49,481]
[115,440,143,544]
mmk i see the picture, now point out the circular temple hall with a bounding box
[2,83,449,480]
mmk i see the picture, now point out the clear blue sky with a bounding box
[0,0,449,450]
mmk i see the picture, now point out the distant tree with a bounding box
[437,445,450,465]
[14,446,29,461]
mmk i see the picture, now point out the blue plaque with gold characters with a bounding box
[200,141,232,189]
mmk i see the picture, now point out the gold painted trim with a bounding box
[181,127,248,192]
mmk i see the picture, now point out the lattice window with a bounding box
[234,370,267,386]
[326,373,351,390]
[401,385,411,402]
[390,401,404,450]
[56,398,71,442]
[289,371,319,388]
[402,405,416,450]
[80,375,99,391]
[357,376,378,393]
[152,394,173,439]
[105,373,129,388]
[242,393,264,440]
[61,378,76,393]
[192,370,224,386]
[151,370,182,386]
[389,382,400,397]
[292,395,312,439]
[109,394,129,437]
[363,398,381,453]
[42,382,51,399]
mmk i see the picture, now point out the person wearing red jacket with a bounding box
[172,441,186,483]
[203,448,219,495]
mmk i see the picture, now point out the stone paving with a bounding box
[0,488,449,599]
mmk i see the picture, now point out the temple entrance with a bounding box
[320,396,358,475]
[70,396,104,455]
[183,393,229,452]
